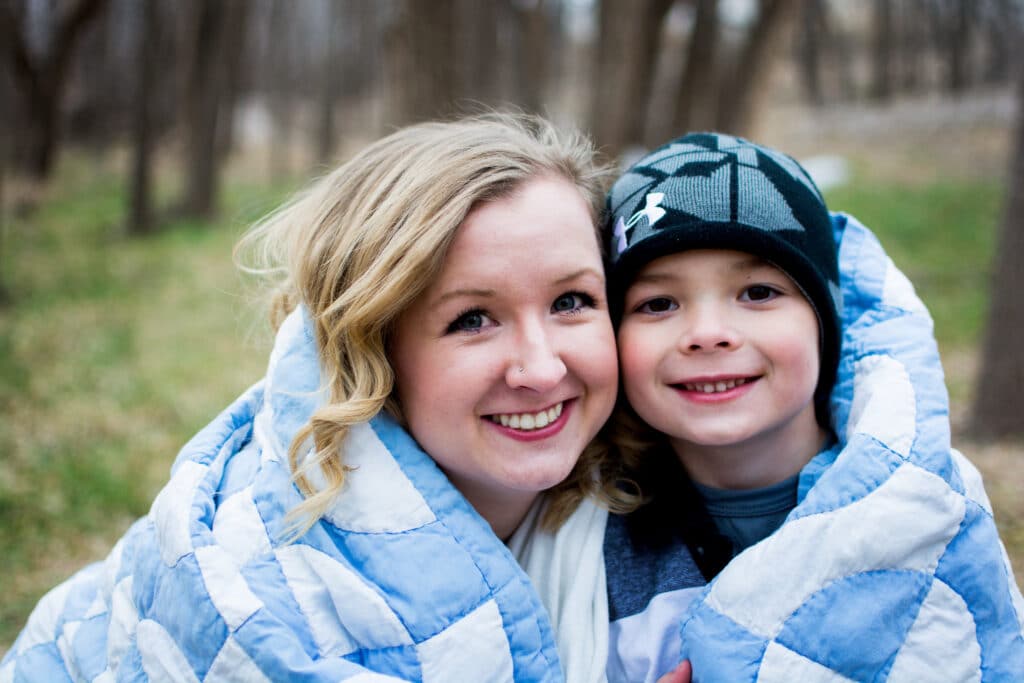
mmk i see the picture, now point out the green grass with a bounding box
[0,154,1010,648]
[825,174,1003,350]
[0,160,294,644]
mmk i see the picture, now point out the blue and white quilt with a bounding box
[1,309,565,682]
[680,213,1024,681]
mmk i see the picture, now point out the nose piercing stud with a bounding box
[517,366,526,374]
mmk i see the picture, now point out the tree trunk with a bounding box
[870,0,892,101]
[797,0,825,107]
[180,0,245,218]
[981,0,1013,85]
[944,0,971,95]
[715,0,800,137]
[456,0,500,107]
[0,0,109,181]
[390,0,459,125]
[590,0,675,158]
[315,0,345,166]
[968,72,1024,439]
[673,0,721,133]
[266,0,295,179]
[128,0,159,235]
[215,0,251,163]
[510,0,551,115]
[897,0,928,93]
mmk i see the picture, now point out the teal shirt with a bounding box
[694,441,842,556]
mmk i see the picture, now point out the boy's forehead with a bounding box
[634,249,778,279]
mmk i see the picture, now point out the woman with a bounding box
[2,115,629,682]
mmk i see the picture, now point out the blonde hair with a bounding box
[237,114,635,536]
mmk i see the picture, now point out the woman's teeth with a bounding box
[682,378,750,394]
[489,402,563,430]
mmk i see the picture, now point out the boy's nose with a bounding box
[678,305,741,353]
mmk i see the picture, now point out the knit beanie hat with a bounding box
[605,132,841,428]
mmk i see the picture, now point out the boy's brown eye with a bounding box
[743,285,777,302]
[638,297,677,314]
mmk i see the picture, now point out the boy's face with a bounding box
[617,249,823,487]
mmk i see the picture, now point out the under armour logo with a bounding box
[615,192,665,254]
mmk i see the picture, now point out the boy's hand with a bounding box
[656,660,692,683]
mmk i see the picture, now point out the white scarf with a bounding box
[509,497,610,683]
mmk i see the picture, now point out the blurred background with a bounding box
[2,0,1023,648]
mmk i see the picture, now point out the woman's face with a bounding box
[390,175,618,536]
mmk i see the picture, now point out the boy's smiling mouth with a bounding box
[673,376,758,395]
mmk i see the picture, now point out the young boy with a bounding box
[602,133,1024,682]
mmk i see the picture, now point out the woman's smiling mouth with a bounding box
[487,401,565,430]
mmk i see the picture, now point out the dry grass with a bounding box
[966,439,1024,577]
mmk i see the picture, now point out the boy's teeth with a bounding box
[683,378,748,393]
[490,402,563,431]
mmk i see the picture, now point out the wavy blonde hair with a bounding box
[237,114,637,536]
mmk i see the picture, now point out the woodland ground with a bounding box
[1,90,1021,651]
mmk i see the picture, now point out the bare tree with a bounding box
[507,0,553,115]
[673,0,721,133]
[590,0,675,157]
[968,62,1024,438]
[179,0,247,218]
[0,0,109,180]
[715,0,800,136]
[456,0,501,108]
[797,0,826,107]
[389,0,459,125]
[315,0,346,165]
[128,0,159,235]
[896,0,929,93]
[870,0,893,101]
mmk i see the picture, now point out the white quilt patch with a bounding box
[881,258,930,317]
[317,421,436,534]
[211,486,273,568]
[106,576,137,680]
[846,355,916,457]
[194,545,263,632]
[151,460,208,567]
[416,600,514,683]
[137,619,201,683]
[276,544,412,657]
[707,463,964,638]
[886,579,980,682]
[204,635,272,683]
[54,619,81,683]
[14,575,76,655]
[757,642,857,683]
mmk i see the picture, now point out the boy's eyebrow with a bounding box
[631,269,677,284]
[729,255,771,272]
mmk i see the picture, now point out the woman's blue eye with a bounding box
[552,291,594,314]
[637,297,676,314]
[446,310,488,333]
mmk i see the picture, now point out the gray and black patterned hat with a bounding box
[605,132,841,427]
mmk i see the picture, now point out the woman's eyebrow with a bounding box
[555,267,604,285]
[434,288,496,306]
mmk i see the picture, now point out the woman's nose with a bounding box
[506,323,567,390]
